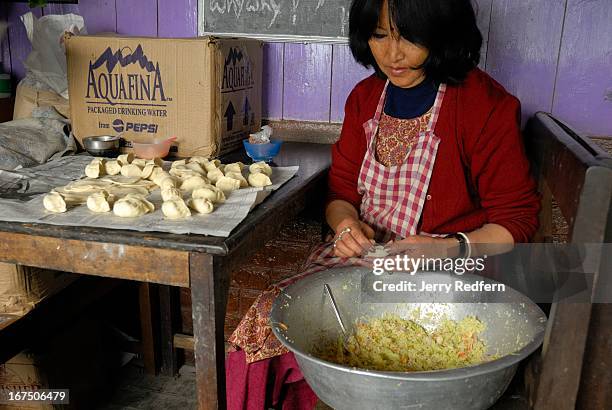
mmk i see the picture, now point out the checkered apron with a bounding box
[358,80,446,242]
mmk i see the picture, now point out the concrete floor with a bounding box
[97,363,197,410]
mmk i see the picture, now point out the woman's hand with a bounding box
[385,235,459,258]
[332,217,376,258]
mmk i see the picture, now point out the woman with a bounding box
[227,0,540,408]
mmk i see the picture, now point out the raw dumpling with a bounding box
[225,171,248,188]
[188,156,209,165]
[180,176,209,192]
[161,186,182,201]
[249,161,273,176]
[105,160,122,176]
[85,159,105,178]
[203,159,221,172]
[162,198,191,219]
[215,176,241,193]
[188,198,214,214]
[87,191,115,213]
[113,194,154,217]
[248,172,273,187]
[141,163,156,179]
[171,159,187,168]
[148,166,165,181]
[121,164,142,177]
[185,162,206,174]
[224,162,244,174]
[192,185,226,203]
[169,165,201,180]
[207,168,225,184]
[131,158,147,167]
[117,153,134,166]
[151,169,170,185]
[147,158,164,167]
[43,192,67,213]
[159,176,178,190]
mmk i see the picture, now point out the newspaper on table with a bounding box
[0,156,299,237]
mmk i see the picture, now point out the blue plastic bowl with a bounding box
[243,139,283,163]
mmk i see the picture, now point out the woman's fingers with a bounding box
[359,221,376,240]
[334,226,374,257]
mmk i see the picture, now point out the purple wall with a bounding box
[1,0,610,135]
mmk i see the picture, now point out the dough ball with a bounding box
[117,153,134,166]
[43,192,67,213]
[159,176,178,190]
[105,160,122,176]
[224,162,245,174]
[207,168,225,184]
[215,176,241,193]
[249,161,273,176]
[225,171,248,188]
[162,198,191,219]
[85,159,105,179]
[192,186,226,203]
[87,191,115,213]
[248,172,273,187]
[141,163,156,179]
[188,198,214,214]
[121,164,143,178]
[161,186,182,201]
[181,176,209,192]
[113,194,154,217]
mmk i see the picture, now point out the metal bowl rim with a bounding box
[83,135,122,143]
[270,269,547,382]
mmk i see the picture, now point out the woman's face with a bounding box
[368,0,429,88]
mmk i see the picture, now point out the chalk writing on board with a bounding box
[201,0,351,40]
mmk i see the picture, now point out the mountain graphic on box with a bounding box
[91,45,157,73]
[225,48,244,67]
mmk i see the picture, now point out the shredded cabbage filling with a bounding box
[313,314,488,372]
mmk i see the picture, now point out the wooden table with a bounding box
[0,142,331,409]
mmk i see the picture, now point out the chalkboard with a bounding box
[199,0,352,41]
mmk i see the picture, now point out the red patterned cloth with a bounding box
[375,110,432,167]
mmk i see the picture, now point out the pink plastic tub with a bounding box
[132,137,176,159]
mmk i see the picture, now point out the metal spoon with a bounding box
[324,283,347,336]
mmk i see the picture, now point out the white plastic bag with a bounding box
[20,12,87,99]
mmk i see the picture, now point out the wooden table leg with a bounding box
[138,282,159,375]
[159,284,180,376]
[190,253,230,410]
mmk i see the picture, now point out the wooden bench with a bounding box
[523,112,612,409]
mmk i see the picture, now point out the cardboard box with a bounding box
[65,35,262,157]
[0,263,77,316]
[0,352,52,410]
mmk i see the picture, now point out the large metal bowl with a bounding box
[270,267,547,410]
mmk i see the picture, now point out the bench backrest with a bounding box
[523,112,612,409]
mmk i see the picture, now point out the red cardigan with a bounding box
[328,69,540,243]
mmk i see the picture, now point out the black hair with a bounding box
[349,0,483,84]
